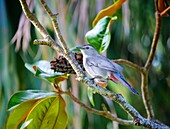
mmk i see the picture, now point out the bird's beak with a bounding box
[76,46,84,50]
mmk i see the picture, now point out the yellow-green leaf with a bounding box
[93,0,126,26]
[6,100,37,129]
[54,96,68,129]
[24,96,68,129]
[25,96,57,129]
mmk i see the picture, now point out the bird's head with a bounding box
[77,44,98,56]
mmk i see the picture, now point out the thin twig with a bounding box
[142,0,161,119]
[161,6,170,16]
[101,104,133,125]
[141,71,155,119]
[113,59,144,73]
[145,2,161,69]
[40,0,69,54]
[62,90,133,125]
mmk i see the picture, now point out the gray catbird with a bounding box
[77,44,139,95]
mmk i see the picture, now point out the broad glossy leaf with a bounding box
[24,97,57,129]
[86,16,117,53]
[54,96,68,129]
[6,100,36,129]
[92,0,126,26]
[25,60,68,84]
[87,87,95,106]
[24,96,68,129]
[8,90,56,111]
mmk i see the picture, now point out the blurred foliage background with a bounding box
[0,0,170,129]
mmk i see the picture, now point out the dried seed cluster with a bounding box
[50,52,84,74]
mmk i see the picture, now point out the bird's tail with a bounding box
[110,73,139,95]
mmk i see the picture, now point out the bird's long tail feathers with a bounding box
[110,73,139,95]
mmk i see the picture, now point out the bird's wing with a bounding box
[86,55,123,72]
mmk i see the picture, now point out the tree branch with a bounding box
[19,0,170,128]
[113,59,144,73]
[19,0,50,39]
[19,0,83,77]
[141,71,155,119]
[161,6,170,16]
[145,2,161,69]
[40,0,69,54]
[61,89,133,125]
[142,0,161,120]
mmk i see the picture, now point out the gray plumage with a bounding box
[77,44,139,95]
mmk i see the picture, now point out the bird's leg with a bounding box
[90,76,108,88]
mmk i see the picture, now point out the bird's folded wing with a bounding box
[86,56,123,72]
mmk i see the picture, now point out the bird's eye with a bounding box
[86,47,89,49]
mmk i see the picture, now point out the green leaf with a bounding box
[25,60,68,84]
[87,87,95,106]
[8,90,56,111]
[6,100,36,129]
[24,96,68,129]
[85,16,117,53]
[54,96,68,129]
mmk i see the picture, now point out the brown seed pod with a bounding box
[50,52,84,74]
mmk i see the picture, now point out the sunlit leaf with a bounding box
[8,90,56,111]
[25,60,68,84]
[87,87,95,106]
[24,96,68,129]
[6,100,36,129]
[92,0,126,26]
[86,16,117,53]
